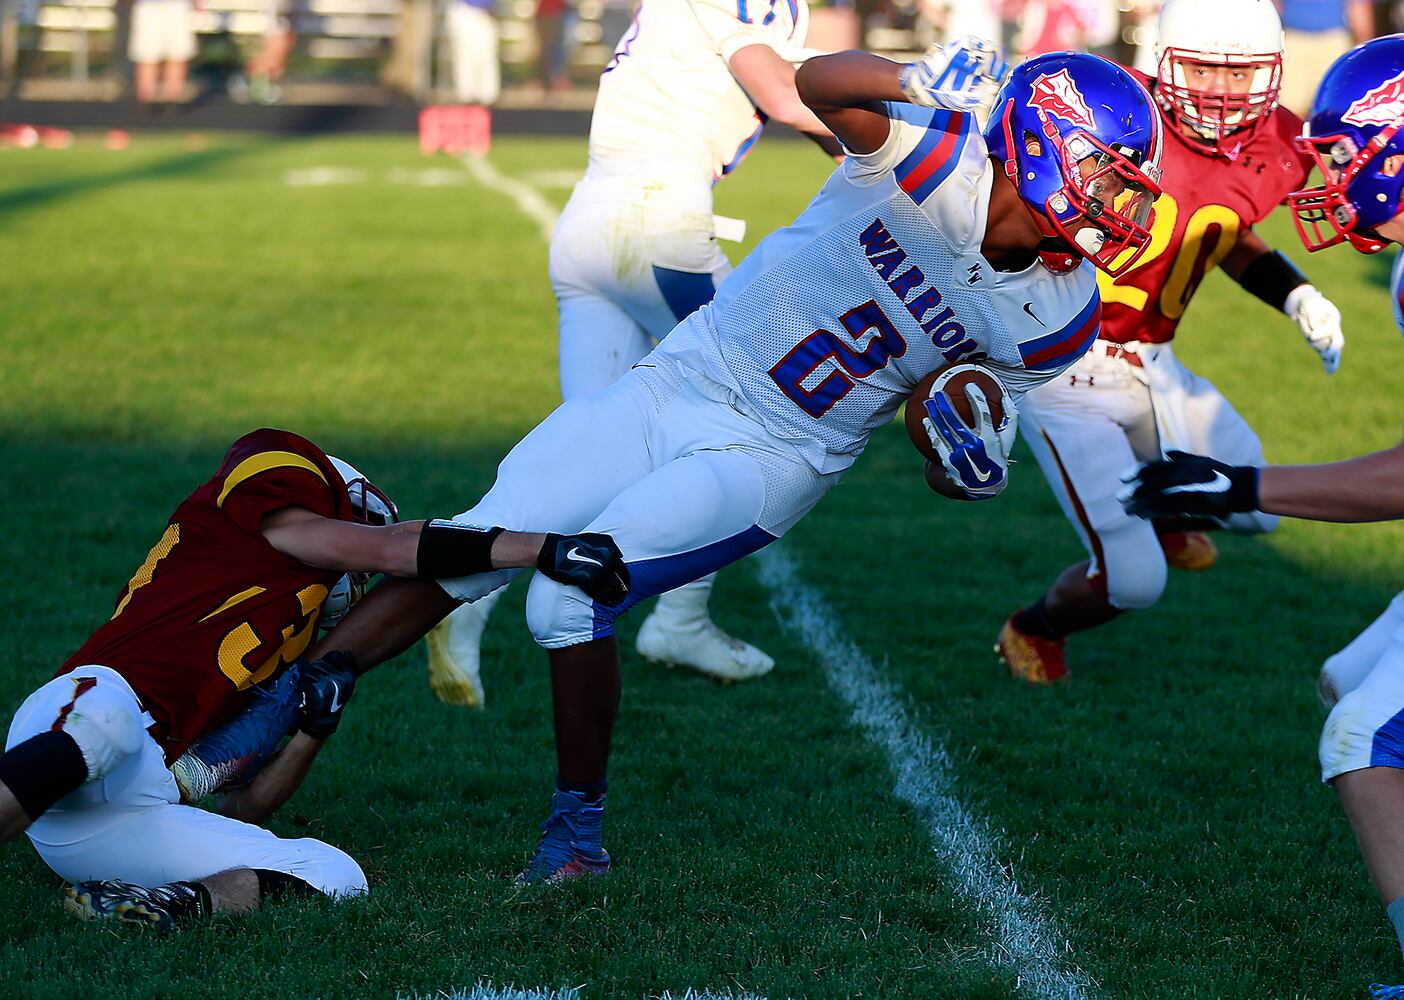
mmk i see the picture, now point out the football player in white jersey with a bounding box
[1120,35,1404,992]
[318,47,1165,883]
[425,0,845,703]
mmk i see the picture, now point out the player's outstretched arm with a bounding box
[260,508,630,604]
[1258,442,1404,522]
[1222,229,1344,374]
[1119,441,1404,524]
[728,44,839,155]
[217,731,322,825]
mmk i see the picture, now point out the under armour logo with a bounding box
[966,264,983,285]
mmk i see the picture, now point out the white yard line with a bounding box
[462,154,1093,1000]
[756,547,1094,1000]
[461,154,560,243]
[399,988,766,1000]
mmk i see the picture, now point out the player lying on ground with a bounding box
[996,0,1346,684]
[0,428,627,930]
[308,47,1166,883]
[425,0,853,700]
[1120,36,1404,992]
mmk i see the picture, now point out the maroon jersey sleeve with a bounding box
[212,428,346,535]
[59,429,353,760]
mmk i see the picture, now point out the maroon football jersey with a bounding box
[60,429,354,760]
[1098,74,1312,345]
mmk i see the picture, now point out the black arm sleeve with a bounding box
[1234,250,1309,312]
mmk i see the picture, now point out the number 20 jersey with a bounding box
[1099,75,1311,344]
[657,104,1102,473]
[59,429,354,761]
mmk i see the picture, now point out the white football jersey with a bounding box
[1392,248,1403,337]
[588,0,808,181]
[657,103,1103,473]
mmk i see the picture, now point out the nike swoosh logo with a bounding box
[1165,471,1232,494]
[565,547,603,568]
[1022,302,1043,325]
[327,682,344,715]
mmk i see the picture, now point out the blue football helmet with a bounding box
[1289,34,1404,254]
[984,52,1164,277]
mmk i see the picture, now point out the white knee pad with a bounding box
[1098,527,1169,611]
[62,685,146,782]
[1320,647,1374,708]
[525,573,596,649]
[1319,686,1377,782]
[288,839,368,898]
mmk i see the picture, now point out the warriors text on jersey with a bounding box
[59,429,353,761]
[657,104,1102,473]
[590,0,808,180]
[1098,75,1311,344]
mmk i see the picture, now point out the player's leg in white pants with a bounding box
[1172,365,1278,537]
[1320,593,1404,707]
[1019,360,1170,613]
[6,668,364,900]
[1319,617,1404,926]
[551,176,769,679]
[436,362,834,634]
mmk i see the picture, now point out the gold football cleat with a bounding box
[996,615,1068,684]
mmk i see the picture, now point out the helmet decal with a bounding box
[1029,69,1098,130]
[1343,69,1404,127]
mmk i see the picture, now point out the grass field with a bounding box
[0,130,1401,1000]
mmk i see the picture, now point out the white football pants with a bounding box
[550,173,732,400]
[7,666,366,896]
[1019,342,1277,610]
[1319,592,1404,781]
[437,357,839,647]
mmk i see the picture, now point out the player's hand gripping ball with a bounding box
[905,363,1017,499]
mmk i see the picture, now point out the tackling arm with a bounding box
[1258,441,1404,523]
[259,509,630,604]
[217,731,323,825]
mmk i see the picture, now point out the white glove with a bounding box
[899,37,1009,127]
[1285,284,1344,375]
[920,370,1018,500]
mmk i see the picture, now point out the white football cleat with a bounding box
[425,590,501,708]
[635,578,773,683]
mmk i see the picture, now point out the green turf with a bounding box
[0,132,1400,999]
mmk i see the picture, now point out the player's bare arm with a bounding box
[1120,439,1404,524]
[1257,442,1404,522]
[727,44,838,154]
[260,507,629,605]
[218,731,324,825]
[794,50,903,154]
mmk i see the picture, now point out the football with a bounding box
[904,363,1010,464]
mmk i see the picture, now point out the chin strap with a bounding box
[1035,235,1080,274]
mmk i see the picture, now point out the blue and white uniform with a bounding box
[442,107,1101,648]
[550,0,810,399]
[1317,249,1404,781]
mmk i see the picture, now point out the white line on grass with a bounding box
[461,154,1092,1000]
[461,154,560,243]
[398,987,767,1000]
[756,547,1094,1000]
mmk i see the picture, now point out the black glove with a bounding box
[1119,451,1260,520]
[537,532,631,605]
[297,651,358,740]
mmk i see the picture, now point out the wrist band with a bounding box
[416,520,504,578]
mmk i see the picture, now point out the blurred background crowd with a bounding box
[0,0,1400,114]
